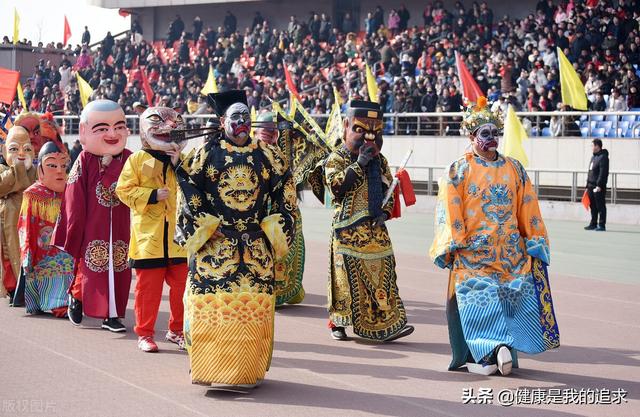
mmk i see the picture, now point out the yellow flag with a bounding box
[13,8,20,45]
[76,73,94,107]
[332,86,343,106]
[200,66,218,95]
[557,47,587,111]
[502,105,529,167]
[250,106,257,137]
[16,82,27,110]
[365,64,379,103]
[325,102,343,149]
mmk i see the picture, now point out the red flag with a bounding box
[283,61,301,102]
[63,15,72,45]
[0,67,20,105]
[140,67,154,106]
[581,189,591,211]
[455,51,484,103]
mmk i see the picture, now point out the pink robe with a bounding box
[53,150,132,318]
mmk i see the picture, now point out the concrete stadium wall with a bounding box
[0,46,67,84]
[299,191,640,225]
[383,136,640,189]
[128,0,538,42]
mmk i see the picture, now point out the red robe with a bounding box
[53,150,132,318]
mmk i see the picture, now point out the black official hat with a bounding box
[38,141,64,160]
[207,90,248,116]
[346,100,382,120]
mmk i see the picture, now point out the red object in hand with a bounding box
[581,189,591,211]
[396,168,416,206]
[390,186,402,219]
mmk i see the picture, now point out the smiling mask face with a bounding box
[3,126,34,168]
[79,100,128,156]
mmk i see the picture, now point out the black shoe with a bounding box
[331,327,348,340]
[8,290,15,305]
[384,325,415,342]
[595,225,606,232]
[101,318,126,333]
[68,295,83,326]
[584,225,597,230]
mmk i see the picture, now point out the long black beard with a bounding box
[367,157,383,219]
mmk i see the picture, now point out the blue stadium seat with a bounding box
[580,127,589,137]
[619,121,630,135]
[606,128,619,138]
[579,115,588,122]
[541,127,552,136]
[590,121,598,131]
[596,121,612,131]
[592,128,606,137]
[605,114,618,122]
[625,123,640,138]
[531,127,539,136]
[621,114,636,122]
[591,115,604,122]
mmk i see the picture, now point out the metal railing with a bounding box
[53,111,640,138]
[390,165,640,205]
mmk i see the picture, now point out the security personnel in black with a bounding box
[585,139,609,231]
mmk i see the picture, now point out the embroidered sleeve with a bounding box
[324,151,365,201]
[509,158,551,265]
[174,144,220,257]
[429,159,469,269]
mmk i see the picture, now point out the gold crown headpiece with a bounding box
[461,96,503,133]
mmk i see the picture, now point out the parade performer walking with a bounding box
[175,90,296,389]
[0,126,36,301]
[253,109,317,306]
[18,141,73,316]
[53,100,132,332]
[429,97,559,376]
[116,105,188,352]
[317,100,414,342]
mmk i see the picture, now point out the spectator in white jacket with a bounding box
[607,89,628,112]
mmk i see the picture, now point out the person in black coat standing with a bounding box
[585,139,609,231]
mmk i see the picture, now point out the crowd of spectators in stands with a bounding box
[1,0,639,125]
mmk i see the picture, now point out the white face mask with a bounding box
[473,123,499,152]
[223,103,251,141]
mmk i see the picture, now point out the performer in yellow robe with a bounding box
[174,91,296,389]
[321,100,414,342]
[429,97,559,376]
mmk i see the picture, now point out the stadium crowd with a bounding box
[2,0,639,122]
